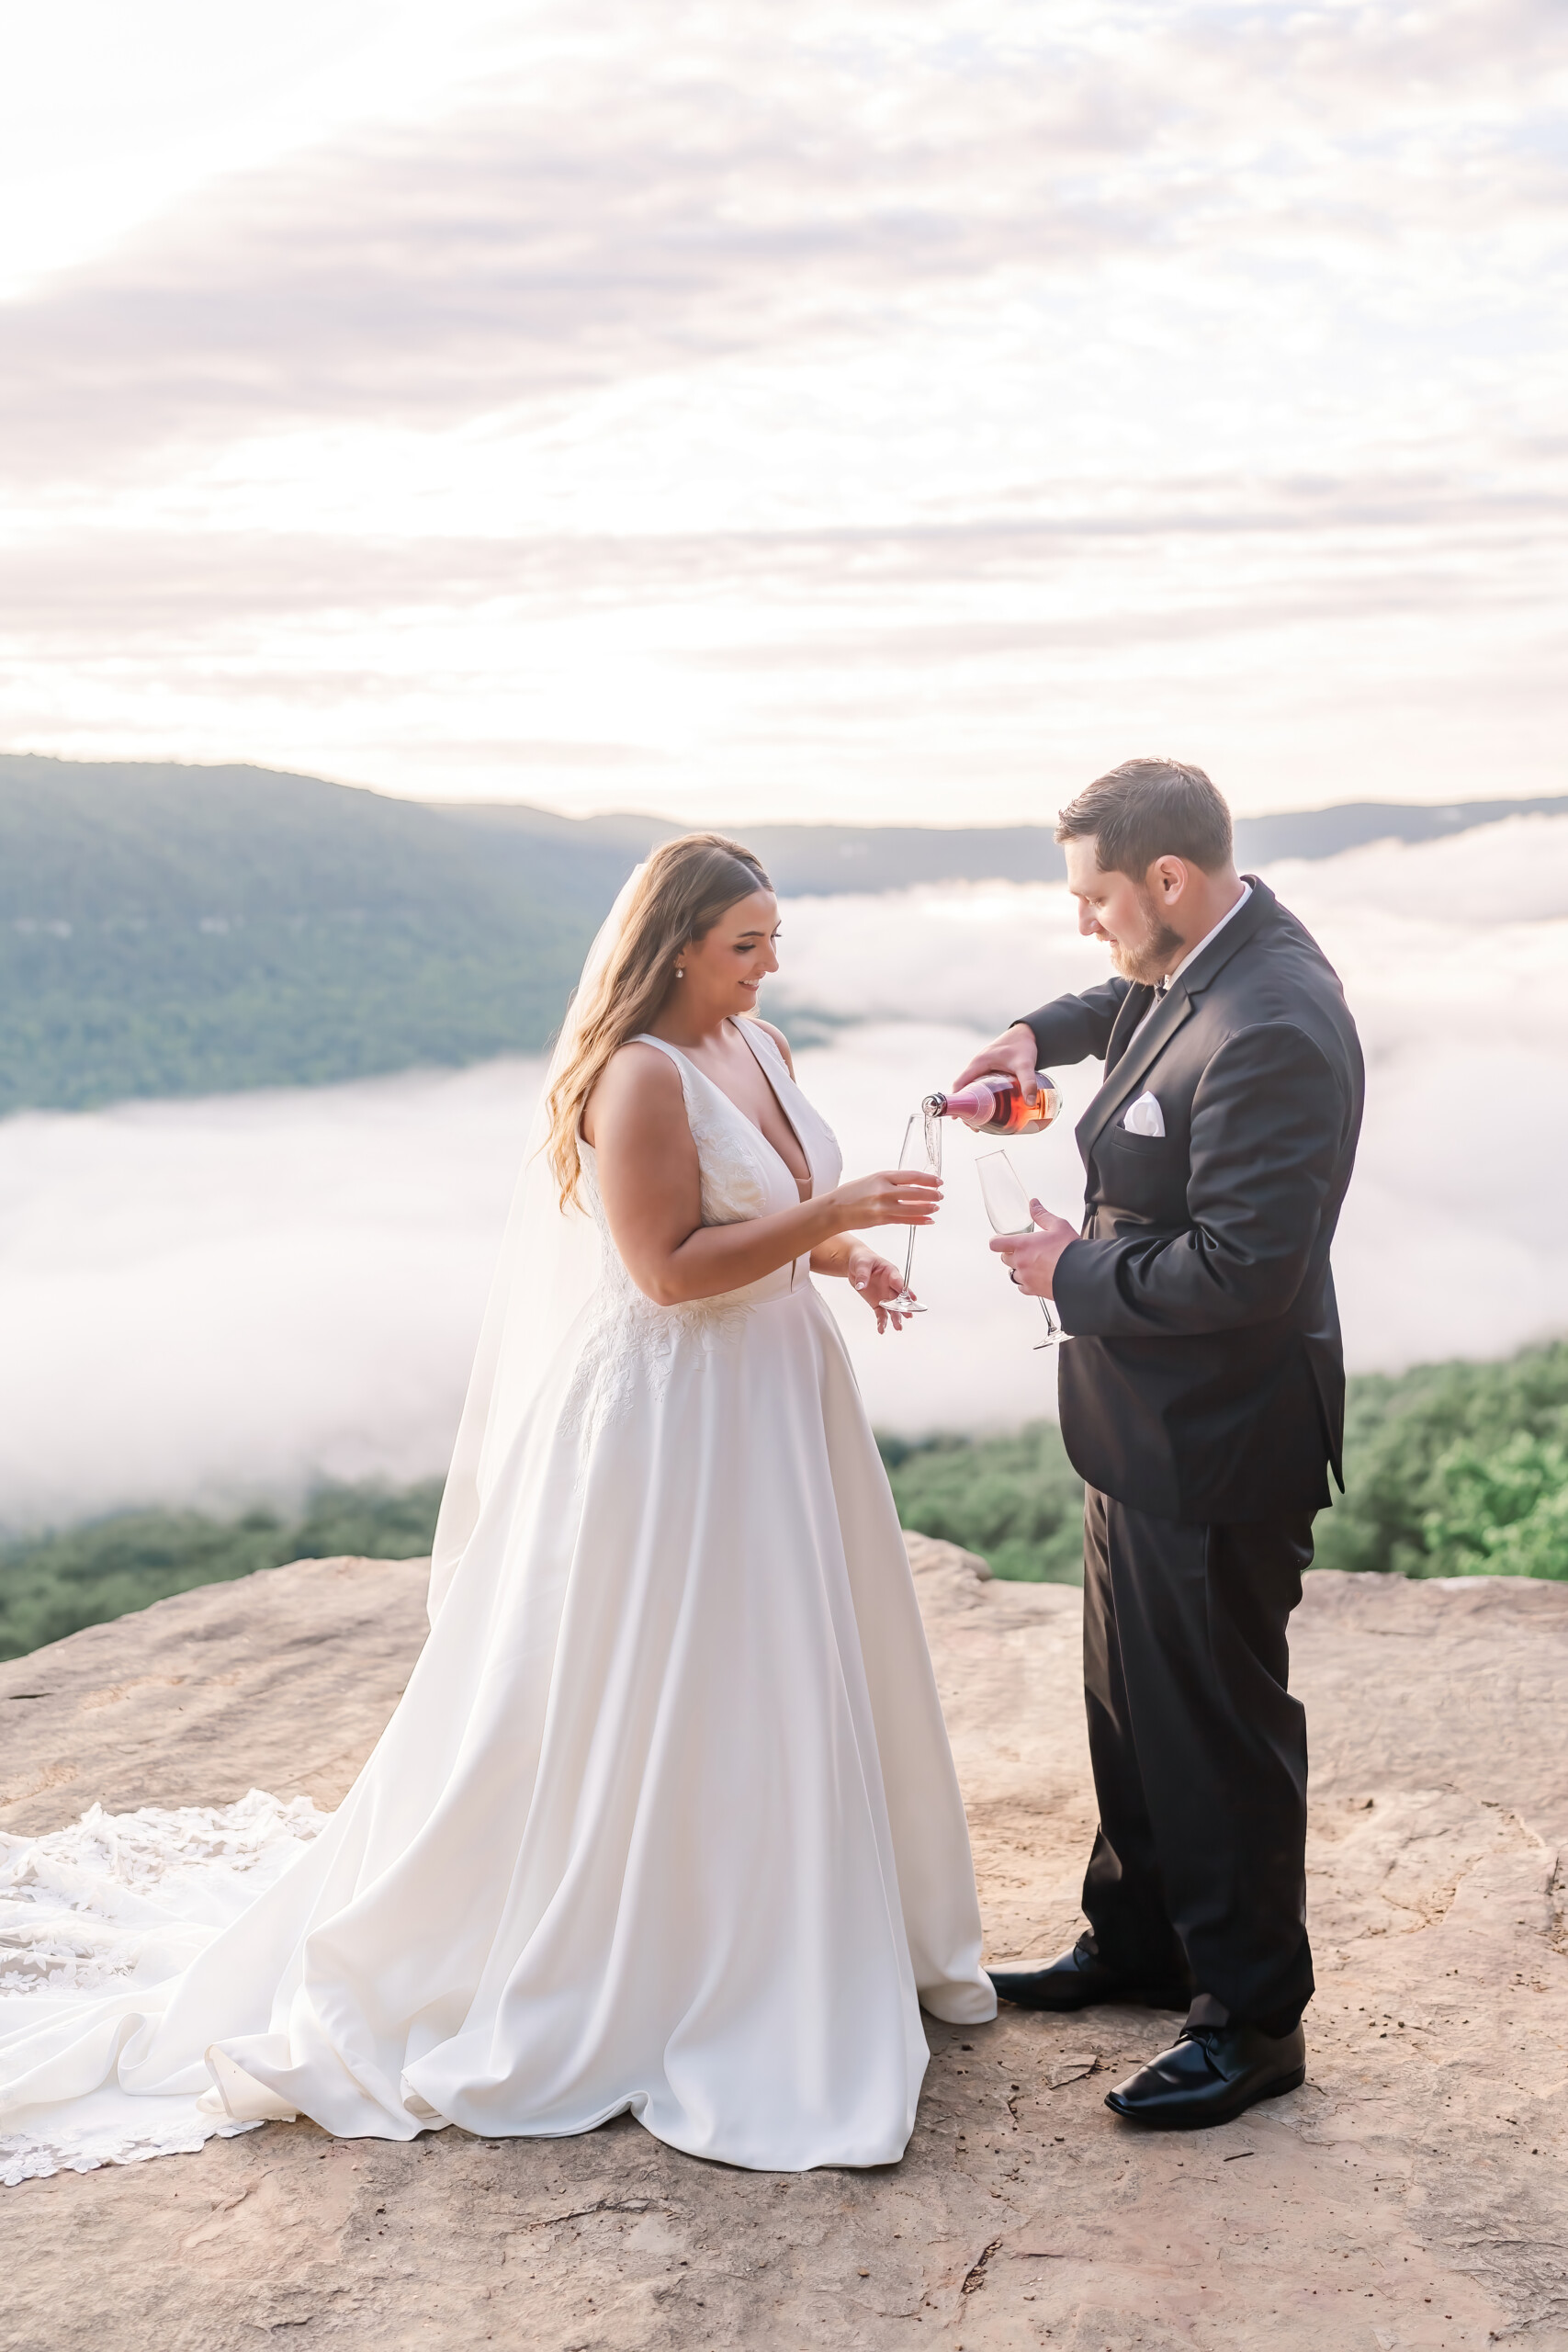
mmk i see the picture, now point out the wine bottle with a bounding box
[922,1071,1061,1135]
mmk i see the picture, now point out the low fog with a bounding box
[2,815,1564,1531]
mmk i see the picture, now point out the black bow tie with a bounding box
[1155,978,1168,1000]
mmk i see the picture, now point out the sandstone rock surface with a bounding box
[4,1544,1567,2351]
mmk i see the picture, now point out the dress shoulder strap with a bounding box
[631,1035,714,1112]
[734,1018,790,1080]
[629,1032,686,1068]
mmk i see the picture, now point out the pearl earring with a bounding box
[674,967,684,980]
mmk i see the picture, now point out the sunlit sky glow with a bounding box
[3,1,1564,823]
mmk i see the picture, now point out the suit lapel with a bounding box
[1077,988,1196,1164]
[1104,984,1153,1074]
[1074,876,1276,1167]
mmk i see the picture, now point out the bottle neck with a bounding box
[928,1080,999,1120]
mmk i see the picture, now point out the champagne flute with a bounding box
[886,1105,942,1315]
[976,1149,1068,1349]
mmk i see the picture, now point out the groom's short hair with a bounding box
[1056,759,1233,878]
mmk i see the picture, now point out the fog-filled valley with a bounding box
[2,810,1564,1536]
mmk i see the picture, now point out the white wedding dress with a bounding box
[0,1013,995,2183]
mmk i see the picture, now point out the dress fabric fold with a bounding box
[0,1021,994,2181]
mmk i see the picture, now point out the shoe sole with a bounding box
[1104,2064,1307,2131]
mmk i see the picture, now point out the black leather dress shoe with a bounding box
[1105,2021,1306,2129]
[989,1935,1192,2014]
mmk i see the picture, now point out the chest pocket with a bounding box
[1094,1120,1189,1226]
[1106,1124,1168,1157]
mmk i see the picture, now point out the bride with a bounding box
[0,832,995,2179]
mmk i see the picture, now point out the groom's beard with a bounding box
[1109,888,1184,988]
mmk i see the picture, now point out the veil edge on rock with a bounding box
[427,865,644,1623]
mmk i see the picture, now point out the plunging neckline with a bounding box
[655,1021,814,1203]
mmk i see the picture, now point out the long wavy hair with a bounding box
[547,832,773,1207]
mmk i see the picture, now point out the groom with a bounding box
[955,757,1363,2130]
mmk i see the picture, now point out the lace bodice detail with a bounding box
[581,1023,841,1316]
[580,1056,771,1259]
[562,1025,842,1444]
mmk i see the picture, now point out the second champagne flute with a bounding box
[976,1149,1068,1349]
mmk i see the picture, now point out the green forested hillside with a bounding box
[0,1480,446,1660]
[882,1420,1087,1583]
[0,757,632,1111]
[7,752,1568,1113]
[884,1340,1568,1586]
[8,1343,1568,1657]
[1307,1341,1568,1578]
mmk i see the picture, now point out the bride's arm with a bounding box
[586,1045,940,1306]
[748,1021,910,1321]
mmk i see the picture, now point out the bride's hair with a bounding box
[547,832,773,1206]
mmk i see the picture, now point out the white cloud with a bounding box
[794,816,1568,1382]
[0,1061,536,1531]
[6,818,1568,1529]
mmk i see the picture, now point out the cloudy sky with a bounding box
[3,1,1564,823]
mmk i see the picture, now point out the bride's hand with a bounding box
[848,1244,915,1334]
[830,1169,942,1230]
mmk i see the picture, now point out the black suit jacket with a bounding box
[1022,877,1364,1524]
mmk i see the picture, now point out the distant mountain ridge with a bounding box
[439,787,1568,893]
[3,752,1563,1113]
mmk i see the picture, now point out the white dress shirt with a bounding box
[1130,881,1252,1039]
[1163,880,1251,991]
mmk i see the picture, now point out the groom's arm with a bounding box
[1054,1023,1350,1337]
[1020,977,1132,1067]
[951,977,1132,1095]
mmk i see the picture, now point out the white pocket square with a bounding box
[1122,1091,1165,1138]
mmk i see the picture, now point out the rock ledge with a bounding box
[4,1555,1567,2351]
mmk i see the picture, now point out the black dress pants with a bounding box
[1080,1486,1315,2034]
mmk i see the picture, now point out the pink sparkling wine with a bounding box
[922,1071,1062,1136]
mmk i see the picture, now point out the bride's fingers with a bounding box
[885,1177,942,1205]
[842,1170,942,1227]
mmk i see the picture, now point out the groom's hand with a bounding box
[990,1201,1077,1299]
[950,1022,1041,1100]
